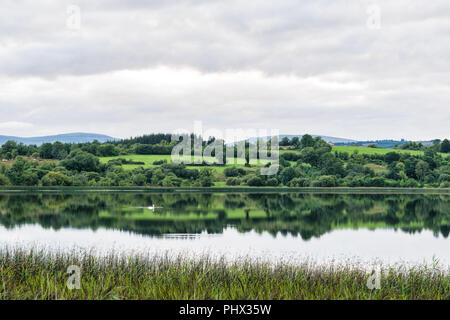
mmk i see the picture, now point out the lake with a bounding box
[0,192,449,266]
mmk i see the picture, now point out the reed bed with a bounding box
[0,248,448,300]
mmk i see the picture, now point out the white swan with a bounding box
[132,205,162,211]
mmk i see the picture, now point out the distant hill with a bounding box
[334,139,434,149]
[0,133,116,146]
[234,134,356,145]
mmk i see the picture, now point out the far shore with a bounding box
[0,186,449,194]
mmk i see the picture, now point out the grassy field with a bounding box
[100,145,442,173]
[280,146,441,156]
[98,154,263,185]
[331,146,427,156]
[0,249,448,300]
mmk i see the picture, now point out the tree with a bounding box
[280,137,290,146]
[415,160,430,181]
[98,144,120,157]
[431,139,441,152]
[441,139,450,153]
[39,143,54,159]
[1,141,17,154]
[290,137,300,148]
[385,152,401,164]
[60,150,101,172]
[278,167,300,185]
[319,153,345,177]
[300,134,314,148]
[51,142,68,160]
[6,157,38,185]
[299,147,320,167]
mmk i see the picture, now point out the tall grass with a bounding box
[0,248,448,300]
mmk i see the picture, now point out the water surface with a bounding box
[0,193,448,266]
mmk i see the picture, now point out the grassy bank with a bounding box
[0,249,448,300]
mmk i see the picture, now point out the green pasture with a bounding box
[99,154,264,176]
[332,146,426,156]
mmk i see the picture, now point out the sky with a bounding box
[0,0,449,141]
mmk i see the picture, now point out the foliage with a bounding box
[41,171,72,186]
[0,134,449,188]
[0,248,448,300]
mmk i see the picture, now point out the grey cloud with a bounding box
[1,0,449,77]
[0,0,449,140]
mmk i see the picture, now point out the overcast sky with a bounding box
[0,0,449,141]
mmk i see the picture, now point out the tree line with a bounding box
[0,134,449,188]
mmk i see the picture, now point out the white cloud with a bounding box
[0,0,449,140]
[0,121,34,132]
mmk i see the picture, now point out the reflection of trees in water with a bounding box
[0,193,448,239]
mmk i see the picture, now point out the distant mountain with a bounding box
[234,134,356,145]
[0,133,116,146]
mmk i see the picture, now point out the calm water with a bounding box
[0,193,449,266]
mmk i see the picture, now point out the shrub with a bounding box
[266,178,279,186]
[226,177,241,186]
[400,178,419,188]
[153,159,168,165]
[0,174,10,186]
[367,177,387,187]
[385,152,401,164]
[312,175,337,187]
[281,152,301,162]
[132,174,147,186]
[440,181,450,188]
[278,167,300,185]
[98,144,120,157]
[224,167,246,177]
[247,176,264,186]
[289,177,308,187]
[41,171,72,186]
[438,174,450,184]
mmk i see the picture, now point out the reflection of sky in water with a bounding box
[1,225,449,267]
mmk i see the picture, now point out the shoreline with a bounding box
[0,186,449,194]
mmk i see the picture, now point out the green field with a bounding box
[280,145,442,156]
[331,146,427,156]
[97,146,447,187]
[99,154,263,183]
[99,154,173,169]
[100,146,435,171]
